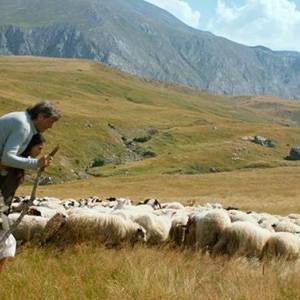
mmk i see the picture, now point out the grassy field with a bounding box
[1,244,300,300]
[1,56,300,299]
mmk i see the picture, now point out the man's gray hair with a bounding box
[26,101,62,120]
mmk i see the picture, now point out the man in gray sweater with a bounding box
[0,101,61,173]
[0,100,61,269]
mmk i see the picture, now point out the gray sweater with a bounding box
[0,111,39,170]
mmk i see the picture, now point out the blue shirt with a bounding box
[0,111,39,170]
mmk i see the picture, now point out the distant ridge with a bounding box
[0,0,300,99]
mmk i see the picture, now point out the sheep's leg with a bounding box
[105,240,121,249]
[212,237,227,257]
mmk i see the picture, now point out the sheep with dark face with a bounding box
[41,213,68,244]
[138,198,162,210]
[28,206,66,219]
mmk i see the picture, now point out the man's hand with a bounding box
[38,155,53,169]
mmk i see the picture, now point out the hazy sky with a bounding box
[144,0,300,52]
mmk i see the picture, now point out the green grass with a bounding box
[1,55,300,182]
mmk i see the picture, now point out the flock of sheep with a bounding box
[7,195,300,260]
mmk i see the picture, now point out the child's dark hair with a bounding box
[21,134,45,157]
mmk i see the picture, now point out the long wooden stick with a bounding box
[0,146,59,244]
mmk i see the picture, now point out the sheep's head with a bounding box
[139,198,162,210]
[41,213,67,244]
[134,226,147,243]
[28,207,42,216]
[152,199,162,210]
[271,223,277,229]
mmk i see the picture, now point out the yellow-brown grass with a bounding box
[1,244,300,300]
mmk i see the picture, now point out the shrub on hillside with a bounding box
[91,155,106,167]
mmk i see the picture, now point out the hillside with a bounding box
[0,0,300,99]
[2,57,300,300]
[1,56,300,185]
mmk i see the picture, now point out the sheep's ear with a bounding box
[154,199,162,208]
[271,223,277,228]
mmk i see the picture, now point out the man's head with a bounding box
[27,101,62,133]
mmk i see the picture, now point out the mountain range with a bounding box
[0,0,300,99]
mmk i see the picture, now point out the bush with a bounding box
[91,155,105,168]
[287,147,300,160]
[133,135,152,143]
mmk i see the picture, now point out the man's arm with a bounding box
[1,127,39,170]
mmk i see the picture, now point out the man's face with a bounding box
[34,114,58,132]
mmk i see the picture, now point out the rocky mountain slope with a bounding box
[0,0,300,99]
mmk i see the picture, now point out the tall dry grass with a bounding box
[1,243,300,299]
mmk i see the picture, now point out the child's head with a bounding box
[22,134,45,158]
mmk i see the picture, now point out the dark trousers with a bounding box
[0,170,23,208]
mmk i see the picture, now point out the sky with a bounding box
[144,0,300,52]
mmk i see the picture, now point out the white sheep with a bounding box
[66,207,107,217]
[228,210,258,224]
[288,214,300,220]
[257,220,276,233]
[213,221,271,258]
[257,213,279,224]
[161,202,185,210]
[61,199,81,209]
[8,213,49,242]
[123,204,154,213]
[28,206,66,219]
[35,200,63,210]
[62,213,146,246]
[261,232,300,260]
[203,203,223,209]
[131,213,172,244]
[169,210,189,246]
[185,209,231,251]
[273,220,300,234]
[138,198,162,210]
